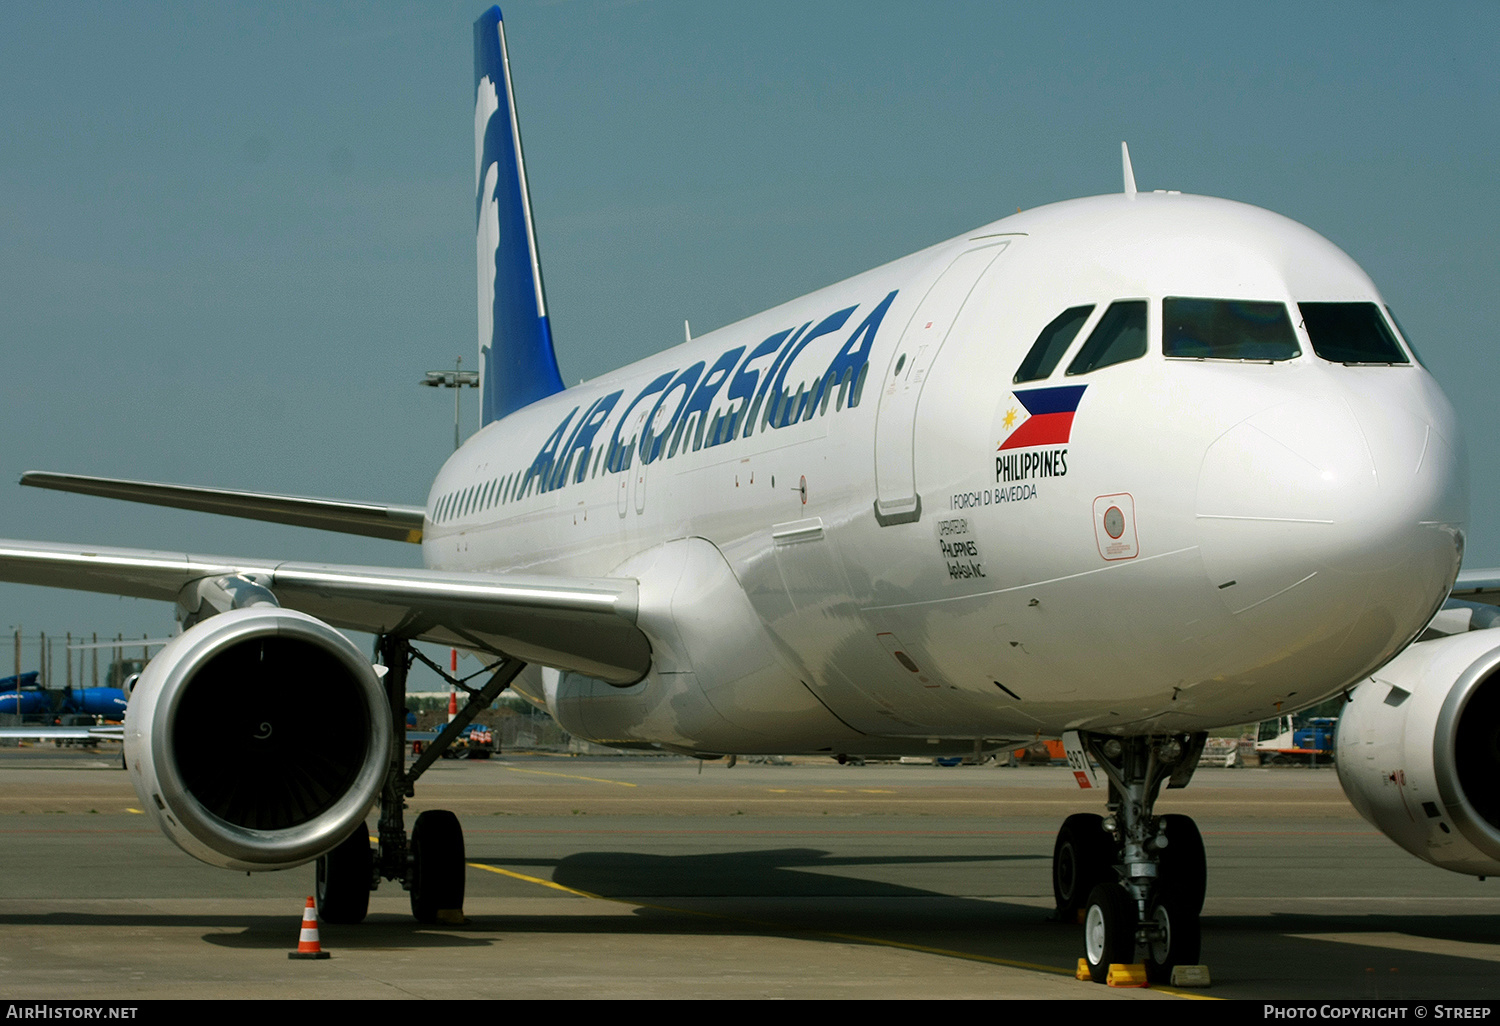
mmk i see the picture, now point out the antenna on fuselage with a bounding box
[1122,141,1138,200]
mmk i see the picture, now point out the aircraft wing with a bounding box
[1450,568,1500,607]
[0,725,124,741]
[0,540,650,684]
[21,472,426,544]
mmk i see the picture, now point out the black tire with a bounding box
[1083,882,1136,984]
[1156,814,1207,915]
[1052,813,1113,922]
[1144,891,1201,984]
[410,809,465,923]
[316,825,373,925]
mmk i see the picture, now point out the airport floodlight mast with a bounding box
[421,357,480,451]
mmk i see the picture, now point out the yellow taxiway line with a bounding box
[468,861,1214,996]
[498,765,638,787]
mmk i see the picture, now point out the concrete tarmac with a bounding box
[1,745,1497,1001]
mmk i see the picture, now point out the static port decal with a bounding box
[1092,493,1138,560]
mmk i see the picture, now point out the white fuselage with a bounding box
[422,193,1467,755]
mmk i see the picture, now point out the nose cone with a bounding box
[1197,380,1466,678]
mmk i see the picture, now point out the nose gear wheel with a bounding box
[1052,813,1117,922]
[1083,882,1136,983]
[1144,891,1201,984]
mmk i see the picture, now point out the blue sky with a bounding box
[1,1,1496,686]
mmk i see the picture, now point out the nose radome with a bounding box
[1197,392,1463,651]
[1199,398,1376,530]
[1343,386,1468,538]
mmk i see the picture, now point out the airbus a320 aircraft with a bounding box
[2,6,1497,985]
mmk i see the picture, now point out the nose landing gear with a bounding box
[1056,732,1208,984]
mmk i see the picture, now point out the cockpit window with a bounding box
[1385,306,1425,367]
[1066,300,1147,376]
[1014,305,1093,383]
[1298,302,1409,364]
[1163,298,1299,361]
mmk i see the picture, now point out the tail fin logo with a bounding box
[475,74,502,420]
[474,7,564,424]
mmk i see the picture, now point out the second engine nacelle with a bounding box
[1336,629,1500,876]
[124,607,392,872]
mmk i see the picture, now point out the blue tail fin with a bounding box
[474,6,564,423]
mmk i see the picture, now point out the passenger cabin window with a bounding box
[1015,305,1094,383]
[1066,300,1147,376]
[1298,302,1409,364]
[1163,298,1299,361]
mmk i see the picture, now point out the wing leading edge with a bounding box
[0,725,124,742]
[0,540,650,685]
[21,472,426,544]
[1451,568,1500,607]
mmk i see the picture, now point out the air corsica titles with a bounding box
[513,291,900,498]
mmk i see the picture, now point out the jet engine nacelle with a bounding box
[124,607,391,872]
[1336,629,1500,876]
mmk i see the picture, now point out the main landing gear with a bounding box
[1051,732,1208,984]
[315,634,525,925]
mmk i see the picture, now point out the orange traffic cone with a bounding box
[288,896,331,959]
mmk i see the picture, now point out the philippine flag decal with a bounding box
[998,385,1087,450]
